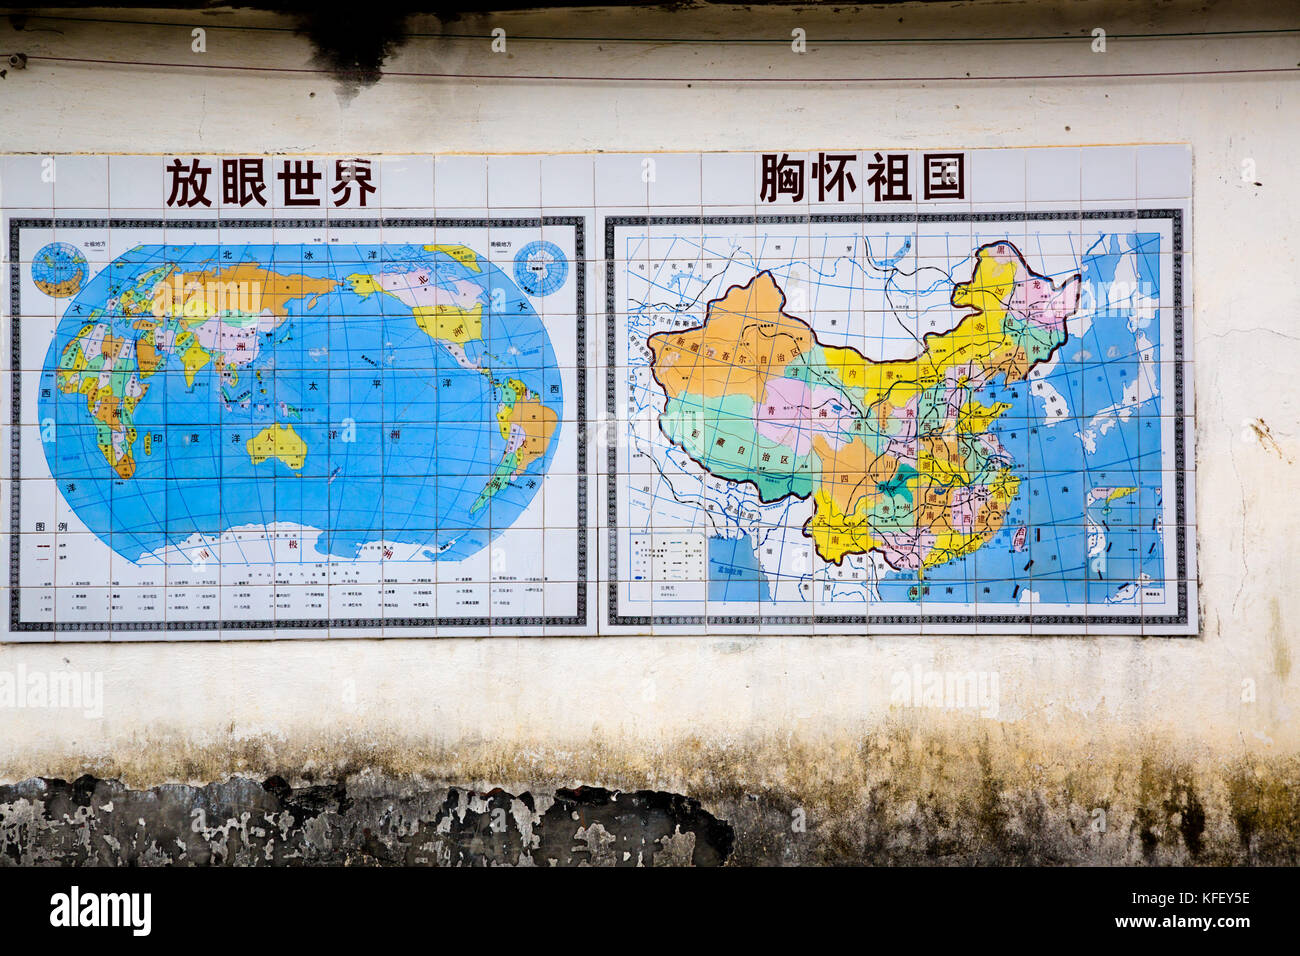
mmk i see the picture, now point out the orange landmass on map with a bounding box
[648,272,814,403]
[508,392,559,475]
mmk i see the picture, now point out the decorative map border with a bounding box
[604,210,1190,631]
[8,217,588,632]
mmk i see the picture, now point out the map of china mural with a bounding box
[613,211,1190,633]
[649,243,1079,575]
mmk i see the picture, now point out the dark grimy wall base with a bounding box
[0,775,733,866]
[2,731,1299,865]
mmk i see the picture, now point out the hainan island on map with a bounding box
[41,242,562,565]
[648,242,1078,576]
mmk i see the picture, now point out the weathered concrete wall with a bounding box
[1,0,1298,864]
[4,738,1300,865]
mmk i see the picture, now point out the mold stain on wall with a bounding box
[2,728,1298,866]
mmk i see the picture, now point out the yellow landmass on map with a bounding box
[246,423,307,471]
[151,262,338,321]
[177,331,211,387]
[413,303,483,345]
[500,379,558,474]
[648,241,1081,571]
[424,244,482,272]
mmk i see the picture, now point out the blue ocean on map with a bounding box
[708,535,773,603]
[874,232,1165,607]
[39,243,562,564]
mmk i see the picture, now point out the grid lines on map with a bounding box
[606,210,1190,633]
[8,216,588,633]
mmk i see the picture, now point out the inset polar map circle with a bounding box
[32,242,89,298]
[40,242,563,565]
[513,241,569,296]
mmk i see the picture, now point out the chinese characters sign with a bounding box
[760,151,966,202]
[165,157,377,208]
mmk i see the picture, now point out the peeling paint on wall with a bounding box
[0,775,734,866]
[2,728,1299,866]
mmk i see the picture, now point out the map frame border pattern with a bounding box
[604,209,1190,632]
[8,216,588,633]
